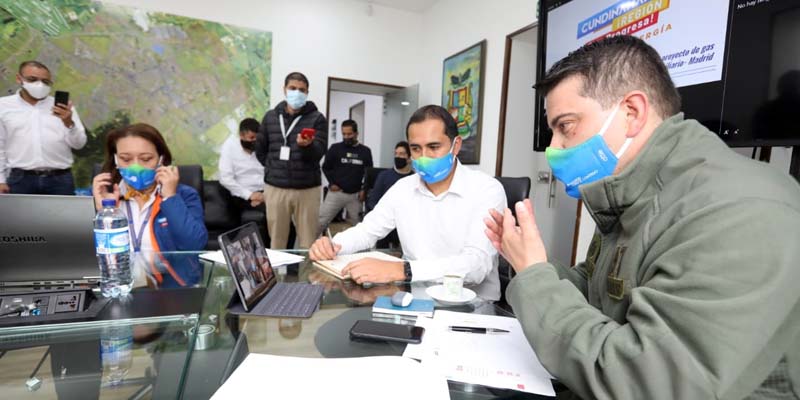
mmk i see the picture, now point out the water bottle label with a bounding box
[95,227,130,254]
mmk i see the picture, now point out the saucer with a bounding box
[426,285,476,306]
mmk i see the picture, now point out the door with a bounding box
[498,24,581,266]
[349,101,366,143]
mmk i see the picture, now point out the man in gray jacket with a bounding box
[485,35,800,399]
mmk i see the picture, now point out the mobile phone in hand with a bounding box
[54,91,69,107]
[300,128,315,140]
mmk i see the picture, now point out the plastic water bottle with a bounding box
[100,323,133,386]
[94,199,133,297]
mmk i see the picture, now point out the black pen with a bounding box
[448,325,510,334]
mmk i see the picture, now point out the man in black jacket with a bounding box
[256,72,328,249]
[318,119,373,235]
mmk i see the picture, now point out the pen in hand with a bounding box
[448,326,510,334]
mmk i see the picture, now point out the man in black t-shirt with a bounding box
[318,119,373,235]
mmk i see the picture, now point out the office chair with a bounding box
[363,167,400,249]
[494,176,532,309]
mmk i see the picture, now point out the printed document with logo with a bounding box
[405,310,554,396]
[312,251,403,280]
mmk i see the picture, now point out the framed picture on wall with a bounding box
[441,40,486,165]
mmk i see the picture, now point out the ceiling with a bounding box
[355,0,440,14]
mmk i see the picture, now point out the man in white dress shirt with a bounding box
[218,118,265,211]
[0,61,87,195]
[309,105,506,300]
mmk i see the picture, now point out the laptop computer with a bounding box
[219,222,323,318]
[0,194,100,288]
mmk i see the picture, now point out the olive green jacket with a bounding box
[508,114,800,400]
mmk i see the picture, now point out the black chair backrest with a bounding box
[495,176,532,216]
[92,163,204,197]
[203,180,239,229]
[494,176,532,309]
[364,167,389,194]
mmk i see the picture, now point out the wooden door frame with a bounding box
[494,22,537,176]
[325,76,404,125]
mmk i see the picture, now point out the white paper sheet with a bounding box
[200,249,305,267]
[211,354,449,400]
[409,310,555,396]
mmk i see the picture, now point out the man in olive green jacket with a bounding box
[486,35,800,399]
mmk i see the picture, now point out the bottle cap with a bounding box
[101,199,116,207]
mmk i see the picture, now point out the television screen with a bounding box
[535,0,800,150]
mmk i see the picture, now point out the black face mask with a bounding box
[241,140,256,151]
[394,157,408,169]
[343,138,357,147]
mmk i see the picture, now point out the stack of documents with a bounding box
[211,353,449,399]
[403,310,555,396]
[200,249,305,267]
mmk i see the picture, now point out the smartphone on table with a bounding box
[349,319,425,344]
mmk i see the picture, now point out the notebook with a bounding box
[372,296,435,317]
[312,251,403,280]
[218,223,323,318]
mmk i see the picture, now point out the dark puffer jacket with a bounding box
[256,100,328,189]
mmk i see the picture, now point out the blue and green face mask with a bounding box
[412,139,457,184]
[116,155,161,191]
[545,103,631,199]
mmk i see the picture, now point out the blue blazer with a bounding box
[146,184,207,287]
[152,184,208,252]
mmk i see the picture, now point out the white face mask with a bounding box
[22,81,51,100]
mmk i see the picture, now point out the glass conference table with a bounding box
[0,250,557,399]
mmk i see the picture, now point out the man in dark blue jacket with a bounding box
[319,119,372,235]
[256,72,328,249]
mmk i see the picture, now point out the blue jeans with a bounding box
[7,169,75,195]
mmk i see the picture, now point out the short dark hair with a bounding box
[284,72,309,87]
[102,123,173,185]
[239,118,260,133]
[405,105,458,141]
[341,119,358,133]
[394,141,410,156]
[535,35,681,119]
[18,60,49,74]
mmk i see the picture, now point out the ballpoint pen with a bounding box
[448,326,510,334]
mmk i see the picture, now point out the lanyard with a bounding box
[279,114,303,146]
[125,201,153,252]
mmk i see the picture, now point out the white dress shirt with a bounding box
[218,135,265,200]
[0,91,87,183]
[332,161,507,300]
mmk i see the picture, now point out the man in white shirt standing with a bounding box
[309,105,506,300]
[218,118,265,211]
[0,60,87,195]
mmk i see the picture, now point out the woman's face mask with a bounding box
[116,155,161,191]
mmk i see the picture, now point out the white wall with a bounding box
[103,0,424,117]
[328,91,384,165]
[418,0,537,174]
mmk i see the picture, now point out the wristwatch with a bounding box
[403,261,413,282]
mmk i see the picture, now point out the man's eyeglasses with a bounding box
[21,75,53,86]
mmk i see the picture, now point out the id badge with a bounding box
[279,146,290,160]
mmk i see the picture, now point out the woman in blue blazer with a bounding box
[92,123,207,287]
